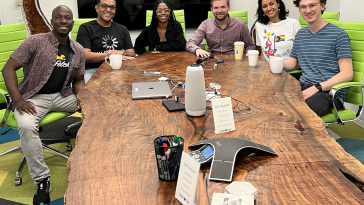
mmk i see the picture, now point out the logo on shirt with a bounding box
[102,35,118,50]
[55,54,69,67]
[275,35,285,42]
[263,29,278,57]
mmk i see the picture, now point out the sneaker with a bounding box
[33,177,52,205]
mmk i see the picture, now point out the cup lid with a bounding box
[247,50,259,54]
[234,41,245,45]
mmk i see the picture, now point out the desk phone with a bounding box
[189,145,214,164]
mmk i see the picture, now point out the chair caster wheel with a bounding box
[64,130,71,136]
[66,144,72,151]
[14,177,22,186]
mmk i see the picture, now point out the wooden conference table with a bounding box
[66,52,364,204]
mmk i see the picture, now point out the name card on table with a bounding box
[211,97,236,134]
[175,151,201,205]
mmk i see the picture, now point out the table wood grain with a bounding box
[66,52,364,205]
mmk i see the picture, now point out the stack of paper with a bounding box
[211,193,254,205]
[211,181,257,205]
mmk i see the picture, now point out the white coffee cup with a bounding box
[234,41,245,60]
[247,50,259,66]
[269,56,284,73]
[105,54,122,69]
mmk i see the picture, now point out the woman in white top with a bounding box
[255,0,301,61]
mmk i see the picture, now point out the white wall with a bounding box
[339,0,364,22]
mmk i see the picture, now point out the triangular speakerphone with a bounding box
[188,137,278,181]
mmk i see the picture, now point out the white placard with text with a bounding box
[175,151,201,205]
[211,97,236,134]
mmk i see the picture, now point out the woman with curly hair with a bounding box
[134,0,186,55]
[255,0,301,61]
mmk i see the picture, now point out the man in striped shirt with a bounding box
[186,0,256,58]
[283,0,353,117]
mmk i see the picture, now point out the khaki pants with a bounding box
[14,92,77,184]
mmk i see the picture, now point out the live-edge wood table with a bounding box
[66,52,364,204]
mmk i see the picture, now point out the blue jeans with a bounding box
[84,68,98,83]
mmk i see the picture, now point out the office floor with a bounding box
[0,116,80,205]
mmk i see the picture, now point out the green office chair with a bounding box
[299,12,339,28]
[70,18,95,40]
[321,21,364,125]
[0,22,81,185]
[146,9,186,37]
[205,11,248,51]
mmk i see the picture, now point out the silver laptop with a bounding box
[132,82,172,99]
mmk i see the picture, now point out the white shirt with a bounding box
[255,18,301,61]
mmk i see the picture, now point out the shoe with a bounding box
[33,177,52,205]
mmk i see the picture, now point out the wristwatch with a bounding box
[314,83,322,92]
[122,49,127,56]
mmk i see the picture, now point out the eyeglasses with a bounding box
[100,4,117,11]
[262,1,275,9]
[156,9,170,14]
[299,2,321,11]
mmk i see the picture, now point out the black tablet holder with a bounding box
[188,137,278,182]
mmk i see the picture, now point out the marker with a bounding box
[171,152,182,180]
[159,148,170,180]
[163,143,170,160]
[155,147,164,180]
[172,135,180,147]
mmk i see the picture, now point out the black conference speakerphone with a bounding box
[189,144,214,164]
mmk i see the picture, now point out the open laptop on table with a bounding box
[132,81,172,99]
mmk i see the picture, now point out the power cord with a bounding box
[203,167,211,205]
[186,112,210,140]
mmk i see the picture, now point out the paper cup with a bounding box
[247,50,259,66]
[269,56,284,73]
[234,41,245,60]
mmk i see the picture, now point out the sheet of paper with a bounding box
[175,151,201,205]
[211,97,236,134]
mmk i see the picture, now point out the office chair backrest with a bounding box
[146,10,186,37]
[299,12,339,28]
[0,22,27,102]
[330,21,364,107]
[71,19,95,40]
[206,11,248,51]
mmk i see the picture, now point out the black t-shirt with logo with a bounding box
[37,43,70,94]
[76,20,133,69]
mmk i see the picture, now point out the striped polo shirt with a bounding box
[290,23,352,104]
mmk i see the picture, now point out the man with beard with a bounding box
[186,0,255,58]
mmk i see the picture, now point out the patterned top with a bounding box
[10,31,85,100]
[290,23,352,103]
[186,16,256,57]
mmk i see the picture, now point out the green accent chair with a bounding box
[146,9,186,37]
[205,11,248,51]
[71,18,95,40]
[0,22,81,186]
[321,21,364,125]
[0,22,27,104]
[299,11,339,28]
